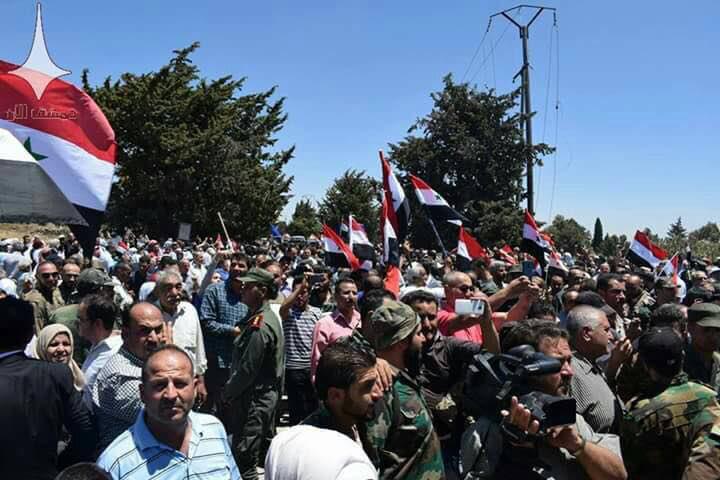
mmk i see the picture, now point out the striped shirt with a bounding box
[570,352,623,433]
[284,306,322,370]
[97,410,241,480]
[199,281,248,369]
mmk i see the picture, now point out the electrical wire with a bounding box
[548,17,560,221]
[461,18,493,83]
[536,12,556,211]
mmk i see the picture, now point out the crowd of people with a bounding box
[2,230,720,479]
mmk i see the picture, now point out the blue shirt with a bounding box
[200,281,248,368]
[97,409,241,480]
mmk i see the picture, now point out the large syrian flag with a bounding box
[322,224,360,270]
[381,198,400,266]
[457,227,488,271]
[657,253,679,285]
[347,215,374,260]
[521,210,551,267]
[0,60,116,256]
[627,230,668,269]
[380,151,410,242]
[410,174,468,226]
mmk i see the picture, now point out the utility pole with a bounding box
[491,5,555,216]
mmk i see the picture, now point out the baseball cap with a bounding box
[237,268,274,287]
[370,301,420,351]
[638,327,684,377]
[77,268,115,289]
[687,303,720,328]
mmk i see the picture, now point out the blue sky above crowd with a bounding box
[3,1,717,238]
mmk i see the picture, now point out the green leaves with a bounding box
[83,43,293,240]
[318,170,381,243]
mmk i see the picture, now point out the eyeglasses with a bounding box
[41,272,60,279]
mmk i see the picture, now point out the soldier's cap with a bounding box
[237,268,274,287]
[370,300,420,351]
[77,268,114,288]
[654,277,677,290]
[687,302,720,328]
[638,327,684,376]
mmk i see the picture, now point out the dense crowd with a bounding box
[2,231,720,480]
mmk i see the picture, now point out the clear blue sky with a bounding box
[3,1,718,238]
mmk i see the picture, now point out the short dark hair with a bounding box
[82,294,118,331]
[528,302,557,320]
[359,288,395,321]
[55,463,112,480]
[158,256,178,270]
[113,262,131,272]
[141,344,194,384]
[139,255,151,264]
[0,297,34,350]
[334,277,356,293]
[401,289,439,308]
[501,319,569,352]
[596,273,623,292]
[230,253,249,265]
[575,291,607,309]
[314,339,376,401]
[651,303,687,332]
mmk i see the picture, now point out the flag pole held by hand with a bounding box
[217,212,234,252]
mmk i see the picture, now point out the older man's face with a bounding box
[533,337,573,396]
[140,350,197,427]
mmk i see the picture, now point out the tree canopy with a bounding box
[543,215,591,254]
[83,42,293,240]
[318,169,381,242]
[287,198,321,238]
[592,218,604,251]
[387,75,553,248]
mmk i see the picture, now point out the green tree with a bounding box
[83,43,293,240]
[318,169,381,242]
[387,75,553,247]
[667,217,687,239]
[688,222,720,259]
[662,217,688,255]
[543,215,591,254]
[287,198,321,238]
[592,218,604,251]
[596,234,629,259]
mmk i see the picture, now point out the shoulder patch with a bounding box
[249,313,264,329]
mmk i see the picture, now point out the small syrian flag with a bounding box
[380,151,410,242]
[499,244,518,265]
[657,253,679,285]
[521,210,551,267]
[0,60,116,257]
[457,227,488,271]
[381,198,400,266]
[322,224,360,270]
[409,174,469,226]
[627,230,668,269]
[348,215,374,260]
[547,249,569,274]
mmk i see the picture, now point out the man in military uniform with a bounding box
[621,326,720,479]
[224,268,285,480]
[683,406,720,479]
[22,261,64,333]
[361,300,445,480]
[684,302,720,391]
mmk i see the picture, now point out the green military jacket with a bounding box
[683,401,720,479]
[621,373,720,479]
[225,301,285,402]
[22,287,65,334]
[684,346,720,392]
[361,366,445,480]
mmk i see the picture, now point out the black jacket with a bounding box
[0,352,96,480]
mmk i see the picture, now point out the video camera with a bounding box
[463,345,576,434]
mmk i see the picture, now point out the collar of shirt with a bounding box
[120,346,145,367]
[89,334,122,356]
[572,351,602,376]
[132,408,200,457]
[332,309,360,329]
[156,301,187,323]
[0,350,24,360]
[670,372,689,386]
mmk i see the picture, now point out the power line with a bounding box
[548,19,560,222]
[536,10,556,211]
[461,18,493,83]
[467,20,513,85]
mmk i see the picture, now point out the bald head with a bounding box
[123,302,165,360]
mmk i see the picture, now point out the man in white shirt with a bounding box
[78,293,122,407]
[155,270,208,405]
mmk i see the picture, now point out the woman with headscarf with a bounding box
[33,324,85,391]
[0,278,17,299]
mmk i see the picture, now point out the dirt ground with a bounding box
[0,223,70,241]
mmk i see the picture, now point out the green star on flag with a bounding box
[24,137,48,161]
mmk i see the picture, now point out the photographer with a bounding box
[462,321,626,480]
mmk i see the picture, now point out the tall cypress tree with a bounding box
[592,218,604,250]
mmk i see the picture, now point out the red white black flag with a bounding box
[322,224,360,270]
[410,174,468,226]
[627,230,668,269]
[380,151,410,243]
[457,227,488,270]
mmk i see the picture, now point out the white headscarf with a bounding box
[0,278,17,298]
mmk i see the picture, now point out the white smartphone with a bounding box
[455,298,485,316]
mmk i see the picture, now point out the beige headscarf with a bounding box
[34,324,85,391]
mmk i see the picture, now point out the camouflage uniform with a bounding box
[683,405,720,479]
[621,372,720,479]
[361,367,445,480]
[684,346,720,392]
[22,287,64,334]
[225,300,285,480]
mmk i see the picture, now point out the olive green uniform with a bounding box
[22,287,64,334]
[225,302,284,480]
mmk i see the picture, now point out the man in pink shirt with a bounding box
[437,271,496,344]
[310,277,360,378]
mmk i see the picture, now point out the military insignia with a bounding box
[249,313,264,329]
